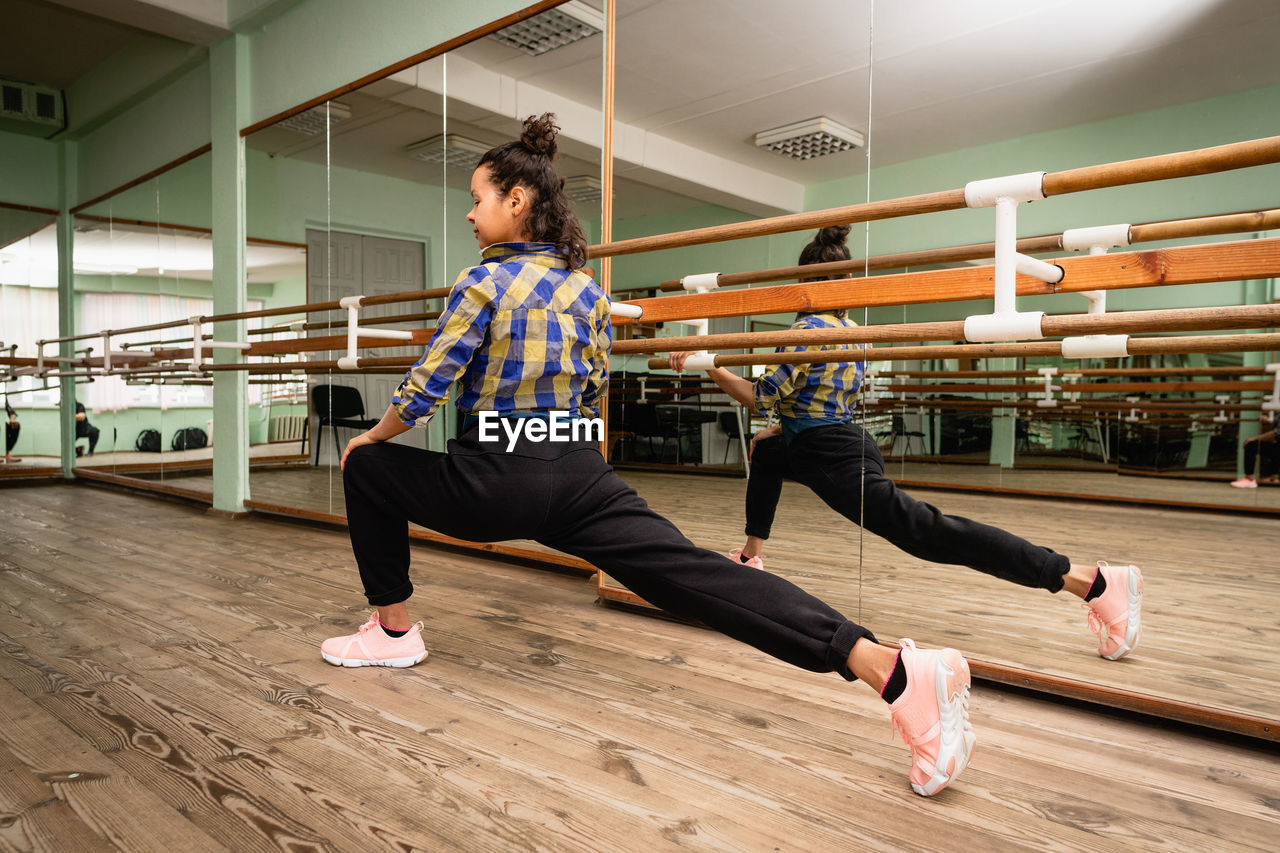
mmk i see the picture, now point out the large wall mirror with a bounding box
[598,0,1279,735]
[222,4,607,567]
[0,203,61,477]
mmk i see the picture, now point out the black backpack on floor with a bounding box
[171,427,208,451]
[135,428,162,453]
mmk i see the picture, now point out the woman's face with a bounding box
[467,165,527,248]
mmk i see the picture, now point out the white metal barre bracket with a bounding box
[1213,395,1232,424]
[963,172,1063,342]
[1263,363,1280,412]
[336,296,415,370]
[670,275,720,370]
[1058,224,1132,359]
[1035,367,1061,408]
[182,316,252,373]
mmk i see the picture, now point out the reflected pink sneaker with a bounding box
[321,612,428,668]
[728,548,764,570]
[888,639,976,796]
[1084,562,1143,660]
[1229,477,1258,489]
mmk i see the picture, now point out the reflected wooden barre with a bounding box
[877,380,1271,395]
[644,332,1280,369]
[588,135,1280,260]
[615,236,1280,325]
[629,207,1280,295]
[615,303,1280,355]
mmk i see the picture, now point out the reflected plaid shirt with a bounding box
[393,242,612,425]
[753,313,865,420]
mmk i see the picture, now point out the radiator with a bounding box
[270,414,307,442]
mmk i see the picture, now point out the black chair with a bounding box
[311,384,379,465]
[717,410,744,464]
[889,413,926,456]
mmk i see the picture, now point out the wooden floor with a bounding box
[148,464,1280,729]
[1,484,1277,851]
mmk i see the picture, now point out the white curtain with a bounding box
[79,293,262,413]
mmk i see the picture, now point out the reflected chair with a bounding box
[888,413,926,456]
[717,410,744,464]
[311,384,379,465]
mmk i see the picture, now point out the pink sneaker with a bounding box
[1229,477,1258,489]
[1084,562,1143,660]
[888,639,976,796]
[728,548,764,570]
[321,612,428,668]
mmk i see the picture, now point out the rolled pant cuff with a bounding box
[366,580,414,607]
[1041,553,1072,593]
[826,620,876,682]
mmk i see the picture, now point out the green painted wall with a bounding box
[0,131,59,209]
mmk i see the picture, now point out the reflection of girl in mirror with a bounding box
[670,225,1144,663]
[322,114,976,797]
[1231,413,1278,488]
[4,396,19,463]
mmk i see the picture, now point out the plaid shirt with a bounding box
[753,313,865,420]
[393,242,612,425]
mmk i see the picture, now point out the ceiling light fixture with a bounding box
[404,133,492,170]
[754,116,863,161]
[277,102,352,136]
[489,0,604,56]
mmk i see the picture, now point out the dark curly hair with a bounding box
[477,113,589,269]
[798,225,852,318]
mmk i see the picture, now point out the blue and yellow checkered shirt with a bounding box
[754,313,865,420]
[393,242,612,425]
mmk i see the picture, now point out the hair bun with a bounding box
[814,225,851,246]
[520,113,559,157]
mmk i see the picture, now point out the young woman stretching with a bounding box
[670,226,1144,663]
[323,115,975,796]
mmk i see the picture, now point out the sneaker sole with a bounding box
[321,650,427,668]
[912,651,976,797]
[1102,566,1143,661]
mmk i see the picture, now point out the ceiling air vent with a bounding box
[489,0,604,56]
[404,134,491,171]
[754,117,863,161]
[564,175,603,203]
[0,79,65,138]
[276,102,351,136]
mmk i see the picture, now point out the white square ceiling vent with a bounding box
[754,117,863,161]
[564,175,603,203]
[277,102,351,136]
[405,134,491,170]
[489,1,604,56]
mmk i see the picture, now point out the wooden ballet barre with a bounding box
[244,311,443,336]
[588,135,1280,259]
[628,207,1280,295]
[613,236,1280,325]
[614,303,1280,356]
[645,332,1280,369]
[874,366,1267,379]
[877,380,1270,395]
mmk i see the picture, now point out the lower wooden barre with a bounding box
[614,302,1280,356]
[645,332,1280,369]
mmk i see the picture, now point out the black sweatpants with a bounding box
[343,427,873,680]
[744,424,1070,592]
[4,422,17,454]
[76,422,99,454]
[1244,438,1278,480]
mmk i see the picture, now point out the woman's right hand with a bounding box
[749,424,782,458]
[340,431,380,471]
